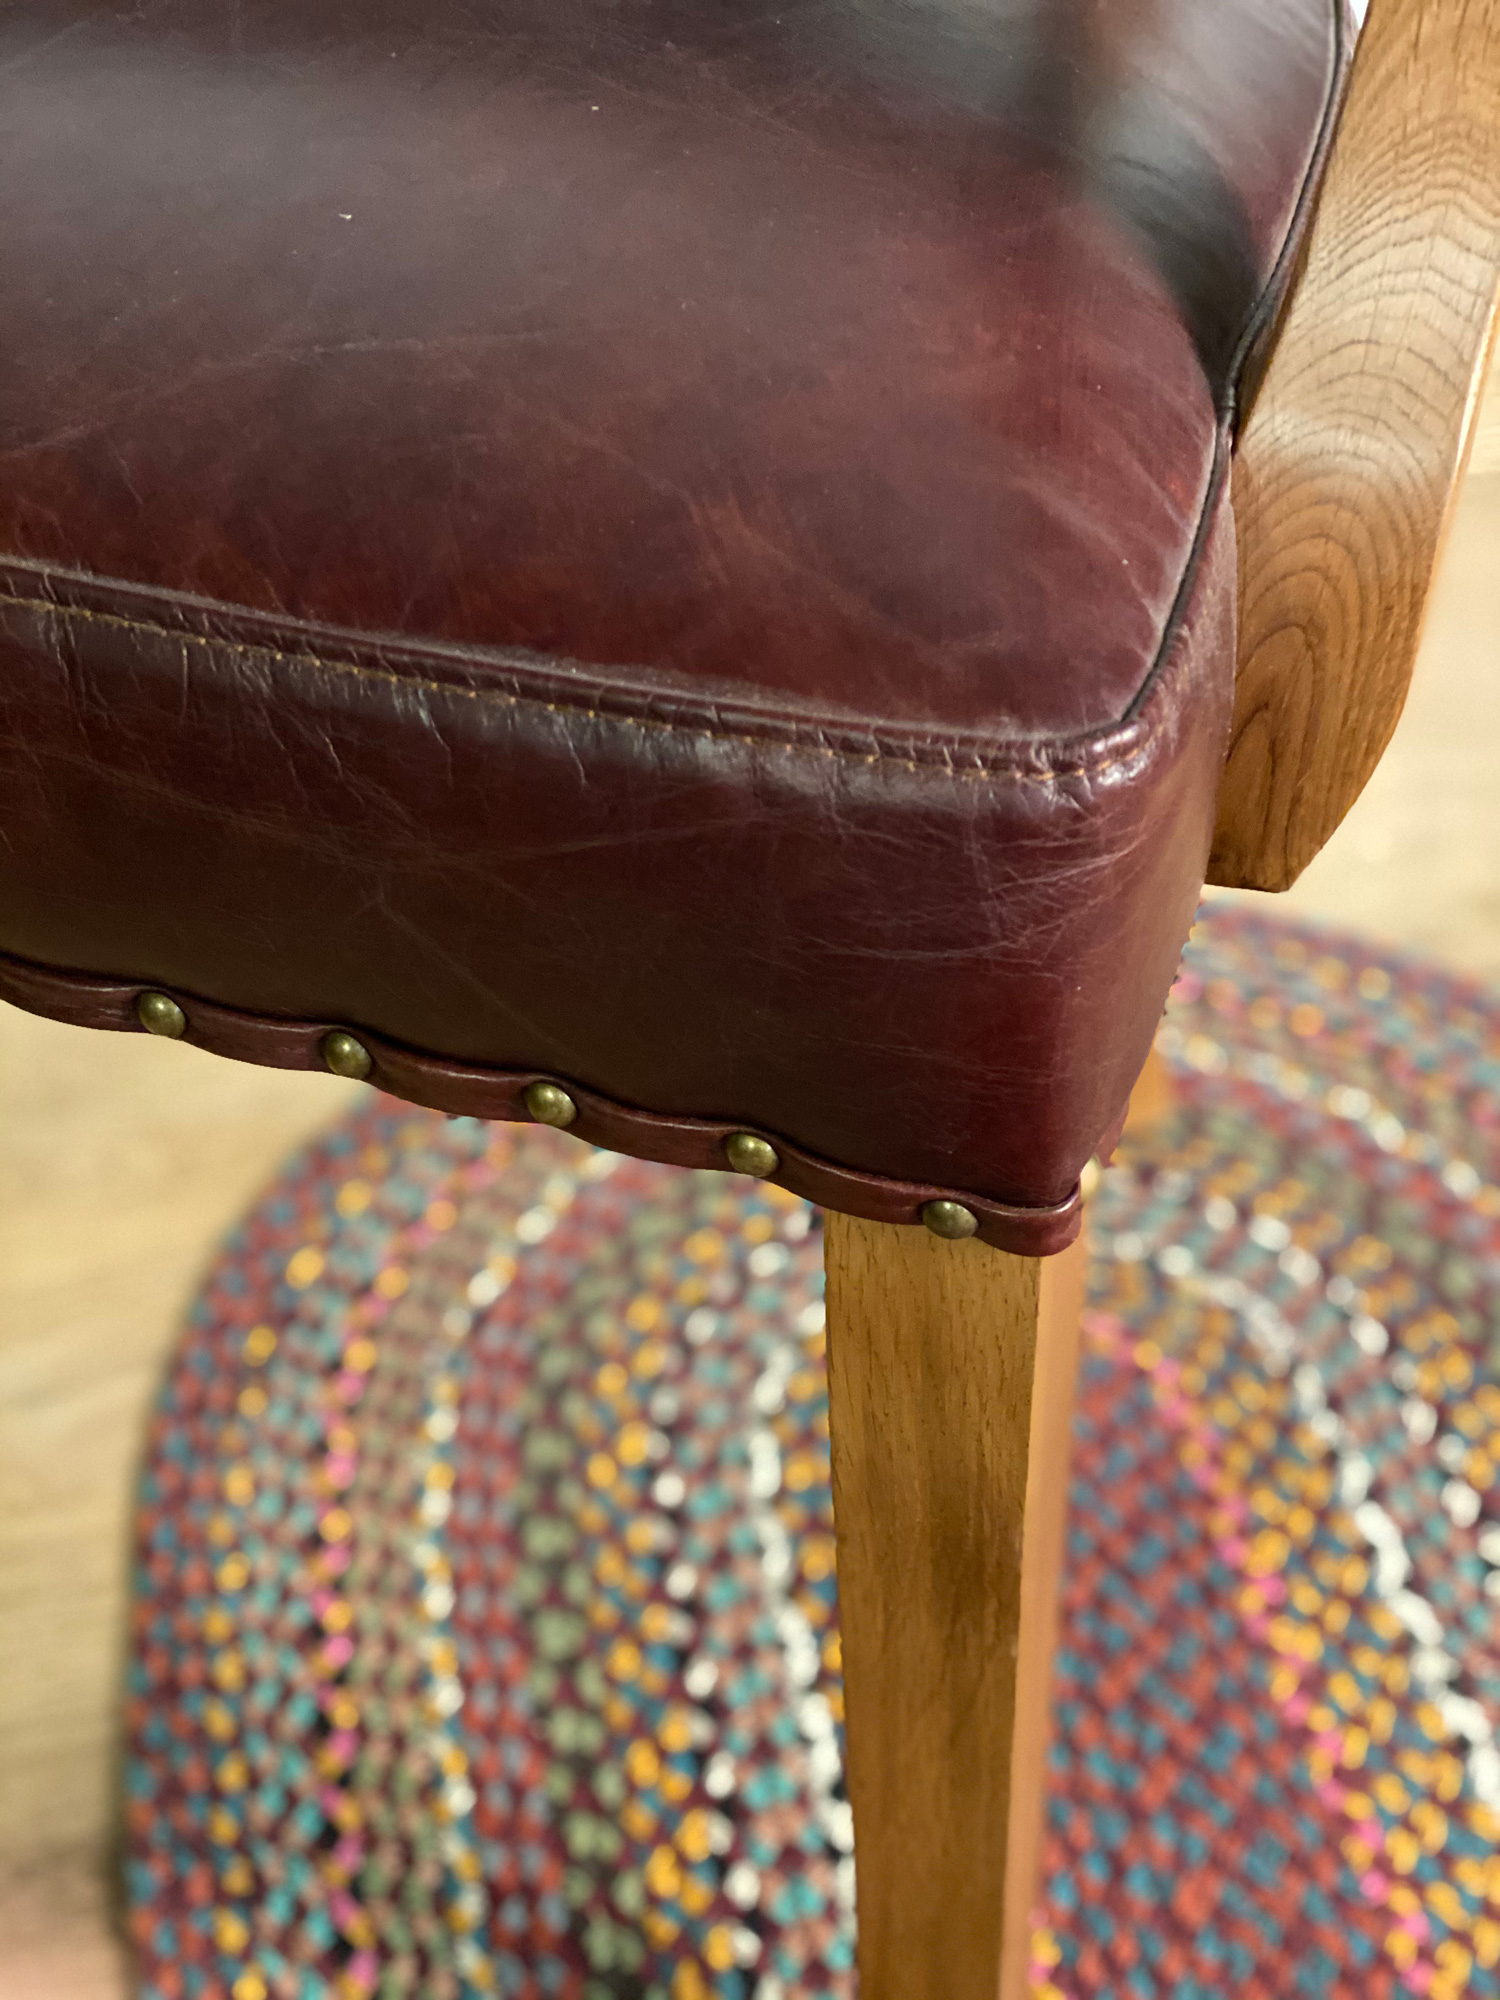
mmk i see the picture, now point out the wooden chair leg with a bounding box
[824,1212,1087,2000]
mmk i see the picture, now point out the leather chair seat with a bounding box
[0,0,1345,1249]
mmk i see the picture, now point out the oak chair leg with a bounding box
[824,1213,1087,2000]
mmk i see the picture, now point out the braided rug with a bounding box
[124,907,1500,2000]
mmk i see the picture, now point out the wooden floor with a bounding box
[3,418,1498,1995]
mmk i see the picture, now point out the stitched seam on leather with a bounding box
[0,585,1177,785]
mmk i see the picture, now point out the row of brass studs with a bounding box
[522,1081,795,1192]
[136,989,374,1081]
[136,991,998,1238]
[524,1075,982,1235]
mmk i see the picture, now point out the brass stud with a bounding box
[921,1198,979,1240]
[322,1029,373,1081]
[1079,1157,1103,1203]
[524,1080,578,1129]
[724,1132,779,1179]
[136,990,187,1039]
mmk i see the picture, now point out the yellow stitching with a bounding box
[0,585,1162,785]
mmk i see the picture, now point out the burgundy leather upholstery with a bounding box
[0,0,1345,1250]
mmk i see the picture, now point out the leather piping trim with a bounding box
[1124,0,1348,727]
[1221,0,1351,435]
[0,558,1201,779]
[0,945,1084,1256]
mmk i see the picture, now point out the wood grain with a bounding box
[824,1213,1085,1999]
[1209,0,1500,892]
[998,1230,1088,2000]
[1472,338,1500,476]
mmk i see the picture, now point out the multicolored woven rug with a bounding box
[125,906,1500,2000]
